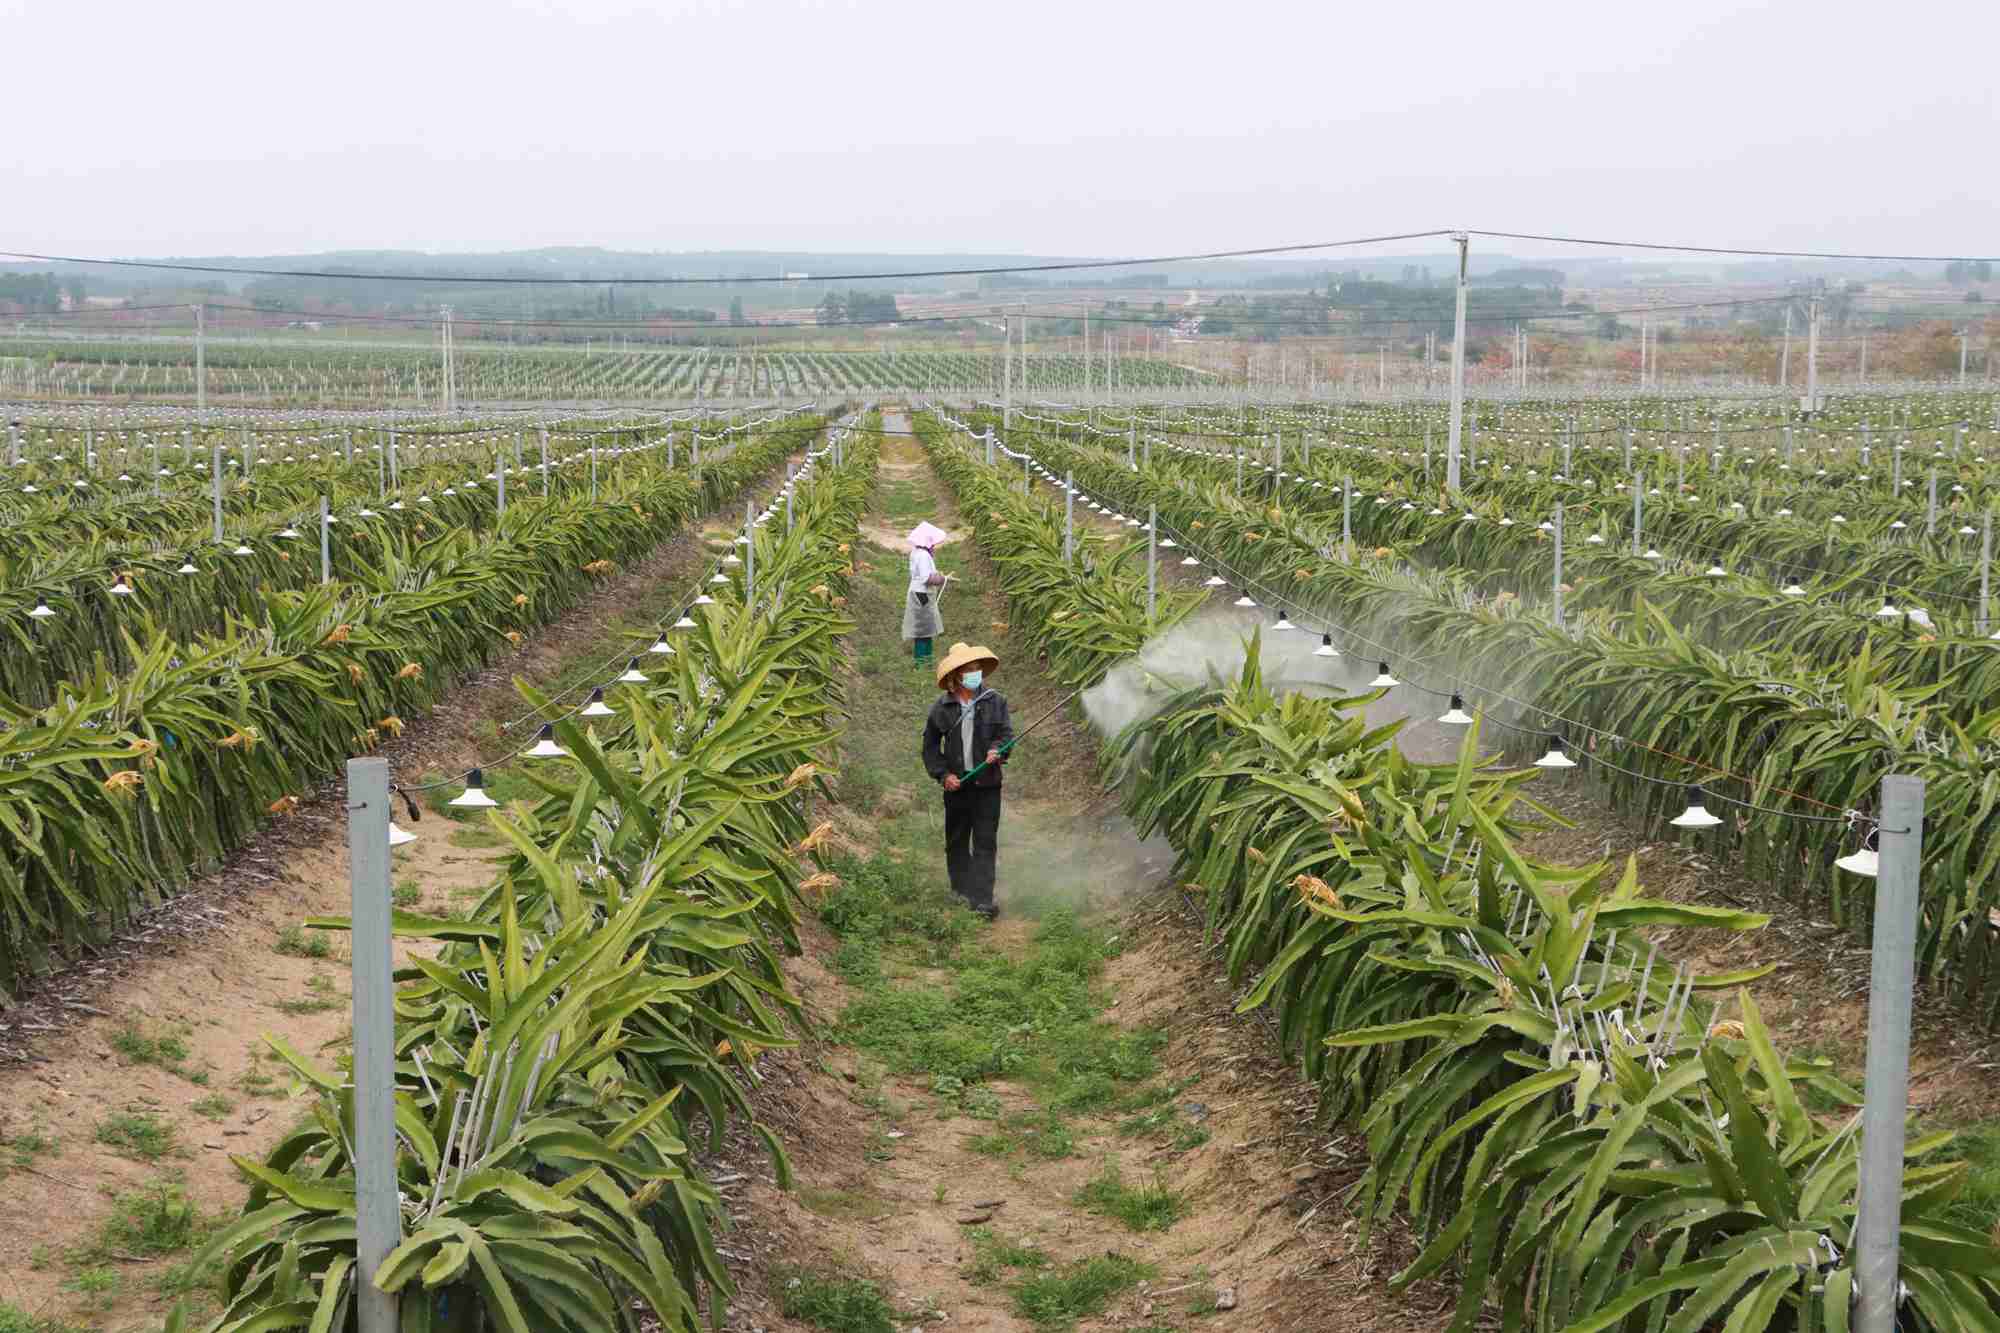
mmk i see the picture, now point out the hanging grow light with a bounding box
[1204,574,1226,587]
[1835,827,1879,878]
[388,821,418,846]
[709,571,730,584]
[617,658,649,684]
[673,611,697,629]
[177,561,199,576]
[525,724,568,758]
[276,524,300,539]
[1314,634,1339,658]
[1874,602,1901,620]
[28,599,55,620]
[109,574,134,596]
[1437,694,1474,725]
[692,591,716,605]
[1181,554,1199,566]
[1533,734,1576,769]
[647,634,674,655]
[1781,581,1807,596]
[1233,591,1258,608]
[1704,564,1728,577]
[1369,662,1399,688]
[449,769,499,809]
[1271,609,1295,631]
[233,542,255,556]
[580,688,615,718]
[1669,785,1723,829]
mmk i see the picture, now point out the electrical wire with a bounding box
[1466,230,2000,265]
[0,230,1456,287]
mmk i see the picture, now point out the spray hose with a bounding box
[956,689,1083,782]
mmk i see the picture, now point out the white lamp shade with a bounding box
[449,770,499,809]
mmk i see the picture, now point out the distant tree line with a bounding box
[0,272,85,312]
[815,290,901,324]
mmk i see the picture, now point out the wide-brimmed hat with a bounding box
[935,641,999,689]
[906,521,949,550]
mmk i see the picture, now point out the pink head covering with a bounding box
[906,521,948,550]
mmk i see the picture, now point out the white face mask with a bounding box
[959,670,983,691]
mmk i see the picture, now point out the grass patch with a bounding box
[190,1093,234,1120]
[95,1111,178,1162]
[448,826,506,849]
[834,905,1157,1100]
[97,1180,209,1258]
[773,1267,900,1333]
[1943,1120,2000,1233]
[392,879,423,907]
[796,1186,896,1224]
[1073,1164,1184,1232]
[0,1126,57,1176]
[0,1304,86,1333]
[273,924,333,959]
[109,1022,191,1068]
[963,1228,1050,1285]
[1012,1253,1154,1330]
[820,850,982,971]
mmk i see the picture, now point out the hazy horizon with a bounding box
[4,0,1996,265]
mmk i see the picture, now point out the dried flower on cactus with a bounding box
[378,716,405,738]
[397,663,424,680]
[103,770,144,796]
[794,822,835,855]
[268,795,301,815]
[219,729,260,750]
[1295,873,1339,907]
[321,624,351,646]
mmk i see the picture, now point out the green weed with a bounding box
[1012,1253,1154,1330]
[95,1111,177,1162]
[963,1228,1049,1285]
[109,1022,191,1068]
[0,1304,86,1333]
[1073,1165,1184,1232]
[773,1267,899,1333]
[190,1093,234,1120]
[1943,1121,2000,1233]
[0,1127,57,1176]
[273,925,332,959]
[392,879,423,907]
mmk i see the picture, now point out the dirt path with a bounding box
[0,450,808,1332]
[709,414,1452,1332]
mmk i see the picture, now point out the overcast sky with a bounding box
[5,0,1995,266]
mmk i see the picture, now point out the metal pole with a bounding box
[1855,773,1925,1333]
[1002,315,1013,429]
[1779,303,1792,388]
[744,501,755,604]
[539,428,549,495]
[496,452,506,519]
[320,496,332,584]
[1981,511,1992,638]
[985,429,994,467]
[590,442,597,501]
[194,304,206,419]
[1127,428,1136,470]
[1552,503,1565,628]
[1633,474,1643,556]
[212,443,224,544]
[1342,478,1352,562]
[1146,504,1157,624]
[1446,233,1468,492]
[1064,471,1074,563]
[346,757,401,1333]
[1926,470,1937,537]
[785,463,795,530]
[1805,290,1821,412]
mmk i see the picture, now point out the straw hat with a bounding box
[934,641,999,689]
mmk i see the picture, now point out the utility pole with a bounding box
[1860,330,1868,381]
[1002,314,1012,429]
[193,303,207,420]
[1961,328,1971,386]
[1805,285,1821,413]
[1445,232,1469,493]
[1779,302,1792,389]
[1082,309,1090,400]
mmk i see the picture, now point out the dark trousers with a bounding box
[942,785,1002,911]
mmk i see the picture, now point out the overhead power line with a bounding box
[0,231,1454,287]
[1467,230,2000,265]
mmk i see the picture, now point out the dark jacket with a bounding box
[923,689,1014,790]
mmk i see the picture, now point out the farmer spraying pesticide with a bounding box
[922,642,1011,920]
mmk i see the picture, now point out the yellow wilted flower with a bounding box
[1183,881,1207,894]
[218,728,260,751]
[124,738,159,760]
[268,795,300,815]
[321,623,351,646]
[513,594,529,607]
[397,663,423,680]
[715,1040,732,1058]
[799,871,840,898]
[1372,546,1393,559]
[631,1178,668,1210]
[1191,520,1205,529]
[103,769,144,796]
[504,630,524,645]
[346,663,365,685]
[991,622,1008,632]
[1296,568,1315,580]
[831,595,847,607]
[1295,873,1339,907]
[1246,845,1266,864]
[277,551,290,561]
[1049,609,1071,622]
[836,542,850,554]
[1708,1019,1745,1040]
[378,715,405,737]
[784,762,818,790]
[811,584,831,598]
[582,559,616,575]
[793,821,834,855]
[1245,532,1263,542]
[1494,590,1517,605]
[1558,583,1574,594]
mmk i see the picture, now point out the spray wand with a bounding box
[956,688,1083,782]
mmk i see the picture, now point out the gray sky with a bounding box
[6,0,1995,263]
